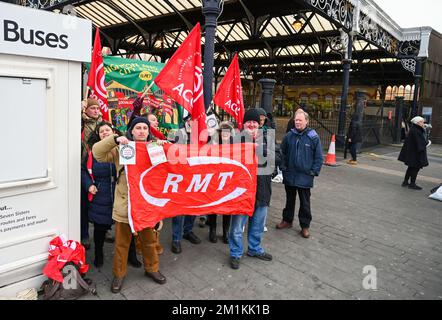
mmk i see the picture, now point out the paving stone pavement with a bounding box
[81,145,442,300]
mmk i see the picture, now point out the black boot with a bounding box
[222,231,228,244]
[408,184,423,190]
[93,225,106,268]
[128,237,142,268]
[222,216,230,244]
[209,227,217,243]
[94,246,104,268]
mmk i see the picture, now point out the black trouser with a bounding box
[404,167,420,185]
[93,223,111,259]
[282,185,312,229]
[207,214,231,234]
[349,142,357,161]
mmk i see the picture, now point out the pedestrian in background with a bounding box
[398,116,429,190]
[346,114,362,165]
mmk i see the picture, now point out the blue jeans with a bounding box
[229,206,268,258]
[172,215,196,242]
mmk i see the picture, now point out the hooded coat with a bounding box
[398,124,429,169]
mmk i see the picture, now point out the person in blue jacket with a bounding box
[276,109,323,239]
[81,122,117,267]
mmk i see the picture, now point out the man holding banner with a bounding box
[228,109,274,270]
[93,117,168,293]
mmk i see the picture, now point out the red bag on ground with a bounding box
[43,235,89,283]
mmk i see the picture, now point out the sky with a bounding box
[374,0,442,33]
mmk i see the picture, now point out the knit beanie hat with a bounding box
[243,108,260,124]
[87,98,100,108]
[256,108,267,117]
[126,117,151,141]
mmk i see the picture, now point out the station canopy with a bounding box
[22,0,430,86]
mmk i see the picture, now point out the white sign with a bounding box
[147,143,167,166]
[0,2,91,62]
[119,142,136,165]
[206,113,219,130]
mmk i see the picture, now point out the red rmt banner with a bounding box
[126,143,257,232]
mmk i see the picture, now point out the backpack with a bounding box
[39,262,97,300]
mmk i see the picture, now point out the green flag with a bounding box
[101,56,163,92]
[85,56,183,135]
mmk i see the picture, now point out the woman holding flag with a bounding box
[93,117,168,293]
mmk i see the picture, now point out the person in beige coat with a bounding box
[80,98,103,249]
[93,117,167,293]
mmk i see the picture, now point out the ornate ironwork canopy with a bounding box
[16,0,432,86]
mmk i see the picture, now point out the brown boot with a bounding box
[301,228,310,238]
[276,221,293,229]
[145,271,167,284]
[111,277,124,293]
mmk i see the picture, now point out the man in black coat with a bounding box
[398,116,429,190]
[346,114,363,165]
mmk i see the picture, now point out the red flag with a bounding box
[87,28,109,121]
[154,23,207,144]
[146,95,161,109]
[43,235,88,283]
[150,126,166,140]
[213,54,245,129]
[126,143,257,231]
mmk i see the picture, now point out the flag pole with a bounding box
[141,81,155,98]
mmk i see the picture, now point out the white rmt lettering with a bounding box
[186,174,214,193]
[163,174,183,193]
[217,172,233,190]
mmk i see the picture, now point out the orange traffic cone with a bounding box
[325,134,338,166]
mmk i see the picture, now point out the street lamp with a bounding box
[154,35,164,49]
[292,14,303,32]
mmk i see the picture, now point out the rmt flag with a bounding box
[87,28,109,121]
[126,143,257,232]
[154,23,207,144]
[213,53,245,129]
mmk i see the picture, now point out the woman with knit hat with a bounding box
[93,117,168,293]
[398,116,429,190]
